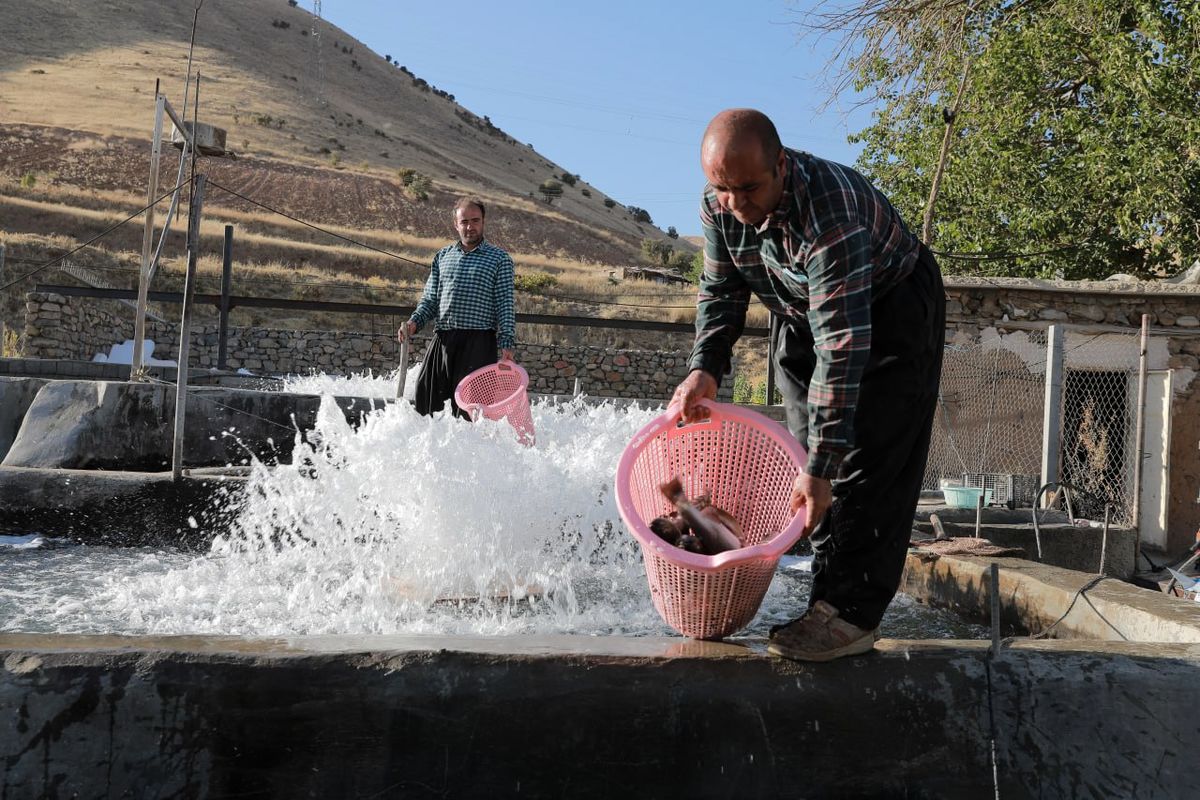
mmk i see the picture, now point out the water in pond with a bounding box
[0,372,985,640]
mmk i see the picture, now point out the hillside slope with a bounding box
[0,0,688,262]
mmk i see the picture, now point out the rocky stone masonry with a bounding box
[20,292,729,401]
[942,278,1200,371]
[22,277,1200,393]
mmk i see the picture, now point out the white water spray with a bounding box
[85,384,687,636]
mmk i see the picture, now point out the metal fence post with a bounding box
[765,313,779,405]
[172,175,206,481]
[132,90,166,379]
[1131,314,1150,552]
[1040,324,1064,506]
[0,243,7,353]
[218,224,233,370]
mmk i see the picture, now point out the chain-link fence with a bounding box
[924,327,1145,525]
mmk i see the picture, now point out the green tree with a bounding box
[688,251,705,284]
[667,226,679,239]
[667,250,694,274]
[539,179,564,204]
[628,206,653,225]
[641,238,672,267]
[812,0,1200,279]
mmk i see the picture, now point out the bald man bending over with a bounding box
[672,109,945,661]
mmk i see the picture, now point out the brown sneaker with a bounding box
[767,600,877,662]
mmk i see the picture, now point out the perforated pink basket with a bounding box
[454,361,536,446]
[615,400,808,640]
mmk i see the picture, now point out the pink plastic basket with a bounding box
[454,361,536,446]
[615,400,808,640]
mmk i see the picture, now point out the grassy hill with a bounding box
[0,0,779,379]
[0,0,685,255]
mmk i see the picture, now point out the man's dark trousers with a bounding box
[413,329,497,418]
[774,246,945,630]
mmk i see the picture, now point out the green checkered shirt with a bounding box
[690,148,922,478]
[410,239,516,351]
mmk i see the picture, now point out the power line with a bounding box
[206,179,427,267]
[0,178,194,292]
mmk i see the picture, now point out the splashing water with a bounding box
[0,371,987,640]
[282,365,421,401]
[8,392,713,637]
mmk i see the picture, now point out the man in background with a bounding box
[399,196,515,416]
[671,109,945,661]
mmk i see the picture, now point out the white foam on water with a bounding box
[0,371,988,639]
[75,393,717,637]
[0,535,51,551]
[282,365,422,401]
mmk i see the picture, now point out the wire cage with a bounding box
[615,400,807,640]
[962,472,1041,508]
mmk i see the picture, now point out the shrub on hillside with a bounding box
[539,179,564,204]
[407,174,431,200]
[397,170,431,200]
[628,206,653,225]
[514,272,558,293]
[604,198,616,208]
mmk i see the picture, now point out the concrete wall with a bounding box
[0,377,45,462]
[1,381,386,471]
[1,634,1197,799]
[942,279,1200,556]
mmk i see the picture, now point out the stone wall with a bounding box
[942,279,1200,376]
[20,292,728,401]
[18,279,1200,552]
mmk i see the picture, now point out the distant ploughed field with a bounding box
[0,124,642,266]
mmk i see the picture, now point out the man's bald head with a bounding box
[700,109,787,226]
[701,109,782,172]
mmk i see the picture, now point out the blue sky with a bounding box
[322,1,874,236]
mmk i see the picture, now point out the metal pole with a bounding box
[1040,324,1065,507]
[1131,313,1150,552]
[218,224,233,370]
[172,175,206,481]
[132,88,165,379]
[989,562,1002,659]
[765,313,779,405]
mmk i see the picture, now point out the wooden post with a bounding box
[1131,314,1150,550]
[1040,324,1065,506]
[218,224,233,370]
[131,90,165,379]
[172,175,206,481]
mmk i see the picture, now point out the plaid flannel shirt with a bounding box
[410,239,516,351]
[689,148,923,479]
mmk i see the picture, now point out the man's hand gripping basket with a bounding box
[454,361,536,445]
[615,400,807,640]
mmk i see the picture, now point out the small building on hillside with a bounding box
[622,266,690,286]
